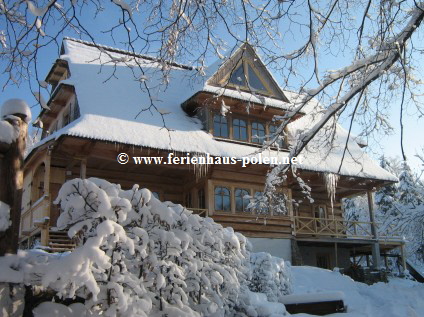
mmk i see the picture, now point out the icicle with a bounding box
[324,173,339,213]
[191,152,209,181]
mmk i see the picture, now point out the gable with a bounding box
[207,43,289,103]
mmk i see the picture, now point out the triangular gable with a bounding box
[207,43,289,102]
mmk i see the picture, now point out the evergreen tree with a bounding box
[375,156,398,215]
[398,161,422,207]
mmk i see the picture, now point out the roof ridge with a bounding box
[62,37,194,71]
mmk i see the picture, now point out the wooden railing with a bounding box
[20,195,50,235]
[189,208,209,217]
[293,216,403,241]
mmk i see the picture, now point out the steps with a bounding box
[405,260,424,283]
[48,230,76,253]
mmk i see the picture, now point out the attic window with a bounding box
[227,61,268,93]
[229,64,246,86]
[248,64,266,91]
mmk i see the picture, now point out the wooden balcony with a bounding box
[293,216,403,241]
[188,207,292,238]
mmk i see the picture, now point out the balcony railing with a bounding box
[21,195,50,235]
[189,208,209,217]
[293,216,403,241]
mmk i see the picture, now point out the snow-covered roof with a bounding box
[36,38,397,182]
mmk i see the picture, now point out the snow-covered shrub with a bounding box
[44,178,252,316]
[249,252,292,303]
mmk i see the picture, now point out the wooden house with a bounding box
[20,38,404,271]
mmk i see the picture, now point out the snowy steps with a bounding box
[48,230,76,252]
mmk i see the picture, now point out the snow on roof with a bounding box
[202,84,293,111]
[287,108,398,182]
[37,38,396,182]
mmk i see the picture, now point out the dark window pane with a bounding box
[198,189,205,209]
[252,122,265,144]
[248,64,266,91]
[229,64,246,86]
[223,196,231,211]
[235,188,250,212]
[215,186,231,212]
[233,118,247,141]
[215,195,222,210]
[213,114,228,138]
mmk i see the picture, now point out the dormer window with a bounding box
[213,114,229,138]
[227,61,268,93]
[251,121,266,144]
[233,118,247,141]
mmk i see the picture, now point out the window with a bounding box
[235,188,250,212]
[248,64,266,91]
[213,114,229,138]
[227,61,268,93]
[31,164,45,203]
[72,98,81,121]
[233,118,247,141]
[63,110,70,127]
[251,122,265,144]
[185,192,192,208]
[198,188,205,209]
[229,64,246,86]
[269,124,285,148]
[215,186,231,212]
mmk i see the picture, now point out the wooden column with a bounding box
[400,244,407,272]
[41,152,52,246]
[367,190,381,269]
[207,179,214,216]
[334,242,338,268]
[80,158,87,179]
[230,185,236,214]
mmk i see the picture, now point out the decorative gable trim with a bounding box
[207,43,289,103]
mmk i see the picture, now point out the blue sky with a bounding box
[1,3,423,173]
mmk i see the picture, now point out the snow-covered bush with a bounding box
[45,178,254,316]
[249,252,292,303]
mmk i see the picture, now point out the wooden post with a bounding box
[0,113,28,256]
[42,152,52,246]
[400,244,407,272]
[80,158,87,179]
[207,179,214,216]
[334,242,338,268]
[367,190,381,269]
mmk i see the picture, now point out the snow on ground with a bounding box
[292,266,424,317]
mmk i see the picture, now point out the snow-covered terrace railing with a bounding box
[189,208,209,217]
[20,195,50,235]
[293,216,402,240]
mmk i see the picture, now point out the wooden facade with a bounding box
[19,39,405,270]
